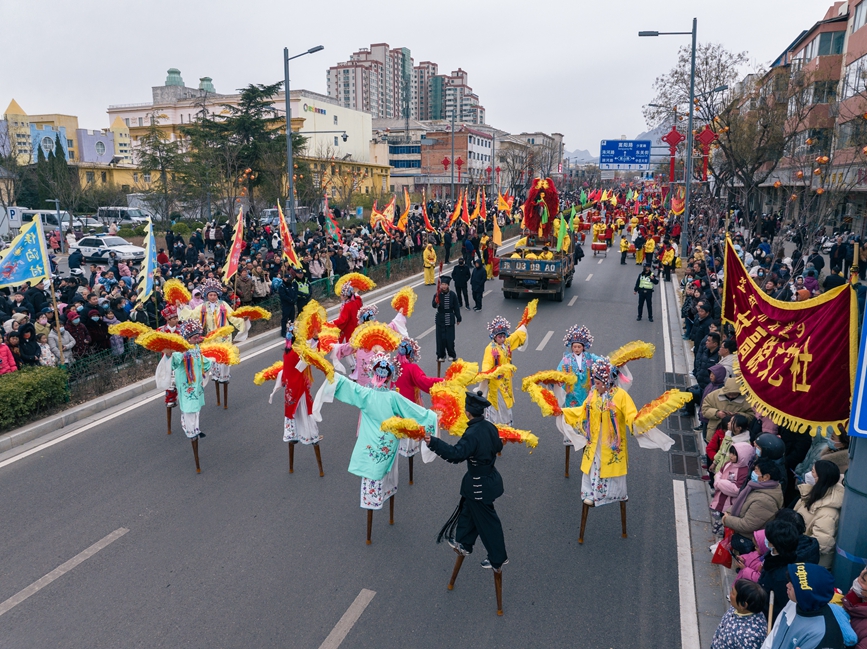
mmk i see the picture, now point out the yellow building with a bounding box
[299,156,391,204]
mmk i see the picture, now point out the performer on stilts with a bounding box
[156,305,181,435]
[394,337,443,484]
[432,276,461,364]
[312,351,438,544]
[477,313,529,425]
[189,278,247,409]
[171,319,212,473]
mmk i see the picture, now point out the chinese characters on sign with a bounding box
[0,219,49,289]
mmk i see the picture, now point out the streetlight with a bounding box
[284,44,324,234]
[640,18,697,260]
[45,199,63,253]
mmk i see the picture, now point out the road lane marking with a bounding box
[318,588,376,649]
[483,290,492,296]
[597,258,604,264]
[673,481,700,649]
[585,274,593,282]
[535,330,555,351]
[568,295,578,306]
[416,325,437,339]
[660,280,674,373]
[0,527,129,617]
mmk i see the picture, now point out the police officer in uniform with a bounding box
[634,263,659,322]
[294,267,310,313]
[432,275,461,362]
[425,391,508,572]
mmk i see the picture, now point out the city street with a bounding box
[0,248,686,649]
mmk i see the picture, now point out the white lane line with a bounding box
[568,295,578,307]
[660,279,674,373]
[585,274,593,282]
[672,481,700,649]
[318,588,376,649]
[416,325,437,340]
[597,258,604,265]
[0,527,129,617]
[535,330,555,351]
[483,290,492,297]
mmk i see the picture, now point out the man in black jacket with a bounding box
[633,264,659,321]
[432,275,461,361]
[277,274,298,337]
[425,390,508,572]
[470,258,487,311]
[443,230,453,264]
[451,258,471,308]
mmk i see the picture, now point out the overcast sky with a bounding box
[5,0,827,155]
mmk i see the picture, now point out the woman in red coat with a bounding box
[334,283,363,343]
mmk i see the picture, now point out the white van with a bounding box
[97,207,150,227]
[20,209,79,232]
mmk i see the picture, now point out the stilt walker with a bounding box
[190,278,248,410]
[555,325,600,476]
[171,319,213,473]
[257,322,323,475]
[394,337,443,484]
[312,352,438,544]
[432,275,461,366]
[156,305,182,435]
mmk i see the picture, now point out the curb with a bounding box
[0,236,521,456]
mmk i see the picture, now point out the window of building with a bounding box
[68,151,74,160]
[143,173,151,183]
[389,160,421,169]
[41,136,54,154]
[334,136,339,146]
[101,172,107,183]
[133,172,139,183]
[124,118,130,127]
[854,2,867,33]
[812,80,837,104]
[95,141,106,156]
[803,31,845,61]
[86,171,95,183]
[138,117,143,127]
[180,114,183,124]
[67,139,73,149]
[388,145,421,155]
[334,115,338,125]
[843,53,867,100]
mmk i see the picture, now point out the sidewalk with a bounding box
[662,278,729,649]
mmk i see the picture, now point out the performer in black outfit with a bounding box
[432,275,461,362]
[425,391,508,572]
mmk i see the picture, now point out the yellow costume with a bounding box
[540,251,554,260]
[565,387,637,480]
[643,238,656,255]
[619,237,629,254]
[423,244,437,285]
[481,324,527,424]
[189,295,244,383]
[661,248,675,266]
[635,245,645,265]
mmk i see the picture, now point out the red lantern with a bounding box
[773,181,782,188]
[455,157,464,183]
[441,157,450,172]
[816,188,825,195]
[796,170,804,179]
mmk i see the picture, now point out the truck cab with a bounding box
[498,233,575,302]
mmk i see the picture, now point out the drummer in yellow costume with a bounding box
[562,357,637,506]
[188,278,246,386]
[423,243,437,285]
[478,315,528,425]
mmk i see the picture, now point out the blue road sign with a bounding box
[850,305,867,437]
[599,140,651,170]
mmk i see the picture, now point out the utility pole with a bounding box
[450,110,455,202]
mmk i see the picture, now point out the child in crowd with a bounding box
[0,331,17,374]
[36,333,55,367]
[710,442,755,534]
[710,579,767,649]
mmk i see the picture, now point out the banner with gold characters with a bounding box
[722,237,857,434]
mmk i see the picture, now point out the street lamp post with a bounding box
[284,45,324,234]
[45,199,63,253]
[450,111,455,202]
[640,18,697,260]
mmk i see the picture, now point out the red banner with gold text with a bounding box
[722,238,857,433]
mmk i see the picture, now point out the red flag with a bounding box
[461,189,470,226]
[480,189,487,221]
[222,206,245,282]
[449,190,463,227]
[278,204,301,268]
[422,190,436,232]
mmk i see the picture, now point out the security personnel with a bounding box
[432,275,461,361]
[425,391,508,572]
[633,264,659,322]
[294,268,310,312]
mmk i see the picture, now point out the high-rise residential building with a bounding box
[327,44,486,124]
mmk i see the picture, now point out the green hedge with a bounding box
[171,223,191,236]
[0,366,69,431]
[117,227,137,238]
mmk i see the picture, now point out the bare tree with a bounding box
[0,121,32,232]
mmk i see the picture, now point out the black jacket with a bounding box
[278,280,298,309]
[693,345,720,390]
[758,551,798,625]
[428,415,504,503]
[452,264,471,287]
[432,290,461,327]
[18,323,41,366]
[470,265,487,291]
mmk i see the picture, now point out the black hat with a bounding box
[440,275,452,285]
[465,390,491,416]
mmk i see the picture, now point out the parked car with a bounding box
[69,235,146,263]
[77,217,104,231]
[97,207,150,227]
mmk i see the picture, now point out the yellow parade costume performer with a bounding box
[643,237,656,265]
[477,313,529,425]
[423,243,437,285]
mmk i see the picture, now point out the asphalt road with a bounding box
[0,247,682,649]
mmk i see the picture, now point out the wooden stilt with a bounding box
[494,570,503,616]
[620,500,628,538]
[389,495,394,525]
[222,382,228,410]
[578,502,591,544]
[564,445,570,478]
[408,455,414,485]
[437,359,442,378]
[366,509,373,545]
[191,438,201,474]
[215,381,221,405]
[314,443,324,477]
[166,407,172,435]
[447,554,465,590]
[288,442,296,473]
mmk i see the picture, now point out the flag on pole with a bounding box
[135,217,158,305]
[480,188,487,222]
[468,187,481,223]
[324,195,343,244]
[497,191,513,213]
[461,189,471,226]
[382,195,396,226]
[421,191,436,232]
[370,200,382,229]
[556,208,568,252]
[396,188,410,232]
[449,190,463,227]
[278,203,302,268]
[222,206,245,283]
[579,189,588,206]
[568,205,576,232]
[492,211,502,246]
[0,218,50,289]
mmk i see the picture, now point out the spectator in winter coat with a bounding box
[470,259,487,311]
[702,377,755,442]
[235,269,254,306]
[711,442,755,514]
[17,323,41,366]
[0,332,17,374]
[49,325,75,364]
[710,579,767,649]
[85,309,110,352]
[757,519,801,625]
[722,458,784,544]
[6,331,22,368]
[842,566,867,649]
[451,258,471,308]
[793,460,844,568]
